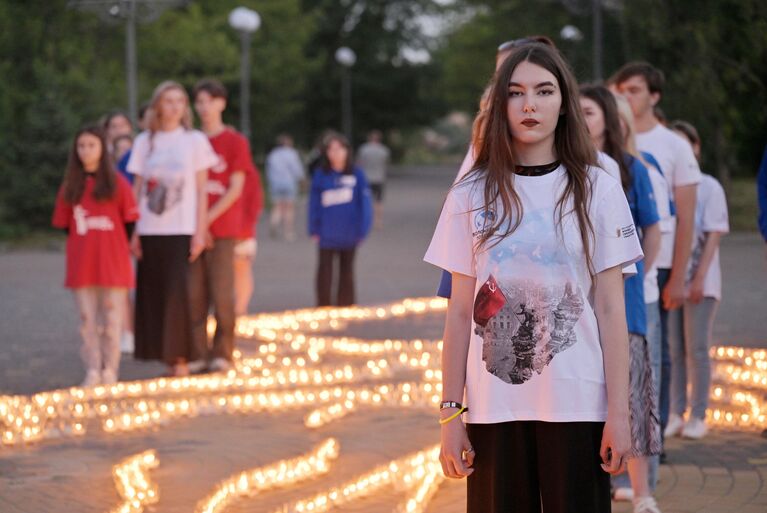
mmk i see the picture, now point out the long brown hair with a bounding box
[61,126,117,204]
[320,131,354,174]
[464,43,598,275]
[580,84,631,191]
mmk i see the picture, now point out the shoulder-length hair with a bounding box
[143,81,193,151]
[465,42,598,275]
[61,126,117,204]
[319,131,354,174]
[614,93,652,170]
[580,84,631,191]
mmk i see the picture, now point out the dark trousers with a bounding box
[316,247,356,306]
[466,421,610,513]
[188,238,236,362]
[657,268,671,439]
[134,235,193,365]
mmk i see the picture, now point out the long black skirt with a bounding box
[134,235,193,365]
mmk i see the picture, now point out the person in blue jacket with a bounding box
[758,144,767,242]
[309,131,373,306]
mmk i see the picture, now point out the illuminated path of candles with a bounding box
[1,297,765,513]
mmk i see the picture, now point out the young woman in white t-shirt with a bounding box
[665,121,729,440]
[127,81,218,377]
[425,43,643,512]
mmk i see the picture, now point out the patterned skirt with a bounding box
[628,333,662,457]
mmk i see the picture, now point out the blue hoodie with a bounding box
[758,145,767,242]
[309,166,372,249]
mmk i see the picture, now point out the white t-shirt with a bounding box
[637,123,702,269]
[424,166,643,423]
[128,128,218,235]
[597,151,621,182]
[643,162,673,304]
[687,174,729,300]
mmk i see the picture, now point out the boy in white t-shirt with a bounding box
[612,62,702,441]
[664,121,729,440]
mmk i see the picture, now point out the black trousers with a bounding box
[134,235,193,365]
[466,421,610,513]
[316,247,356,306]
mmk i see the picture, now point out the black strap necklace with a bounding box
[514,160,560,176]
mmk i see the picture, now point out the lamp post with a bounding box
[335,46,356,141]
[228,6,261,141]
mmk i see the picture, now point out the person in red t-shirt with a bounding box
[191,78,256,372]
[52,126,139,387]
[234,157,264,317]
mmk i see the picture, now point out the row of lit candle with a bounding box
[109,450,159,513]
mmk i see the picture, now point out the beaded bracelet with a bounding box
[439,406,468,425]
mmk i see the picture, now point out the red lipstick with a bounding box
[521,118,539,127]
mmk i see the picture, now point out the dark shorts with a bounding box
[466,420,610,513]
[370,183,384,202]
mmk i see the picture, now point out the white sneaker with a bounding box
[209,357,232,373]
[187,359,208,374]
[102,368,118,385]
[681,417,708,439]
[613,487,634,502]
[81,369,101,387]
[633,496,661,513]
[664,413,685,438]
[120,332,135,354]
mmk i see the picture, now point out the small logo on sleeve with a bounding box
[617,224,636,238]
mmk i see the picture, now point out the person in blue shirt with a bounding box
[309,131,372,306]
[580,85,663,513]
[758,145,767,242]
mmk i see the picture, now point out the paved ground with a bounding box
[1,165,765,512]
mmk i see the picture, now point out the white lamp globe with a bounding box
[335,47,357,67]
[229,7,261,33]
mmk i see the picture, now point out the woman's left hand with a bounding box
[189,233,206,262]
[600,414,631,475]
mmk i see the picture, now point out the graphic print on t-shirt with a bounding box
[471,207,585,385]
[144,149,185,215]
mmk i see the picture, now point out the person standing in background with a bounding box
[613,62,702,447]
[128,80,218,377]
[356,130,390,228]
[190,79,251,373]
[266,134,304,241]
[665,121,729,440]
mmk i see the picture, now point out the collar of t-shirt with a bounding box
[514,161,561,177]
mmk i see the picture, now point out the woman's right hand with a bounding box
[439,415,475,479]
[130,232,142,260]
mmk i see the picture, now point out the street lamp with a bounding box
[229,6,261,140]
[335,46,356,141]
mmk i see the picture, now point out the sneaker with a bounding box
[120,332,135,354]
[633,496,661,513]
[681,417,708,439]
[664,413,685,438]
[613,487,635,502]
[209,357,232,373]
[102,368,118,385]
[81,369,101,387]
[187,359,208,374]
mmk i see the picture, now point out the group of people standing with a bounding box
[427,37,728,513]
[54,79,264,383]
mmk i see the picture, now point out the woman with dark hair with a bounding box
[425,43,643,512]
[581,85,663,513]
[127,81,218,376]
[308,131,372,306]
[52,126,138,386]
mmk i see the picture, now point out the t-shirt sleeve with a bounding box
[230,135,252,175]
[701,179,729,233]
[671,136,702,187]
[423,186,476,277]
[632,161,660,229]
[126,134,148,176]
[193,132,220,171]
[117,175,140,222]
[51,187,72,229]
[593,182,644,274]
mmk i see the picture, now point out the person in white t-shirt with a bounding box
[127,81,219,377]
[664,121,729,440]
[612,62,702,443]
[425,43,642,513]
